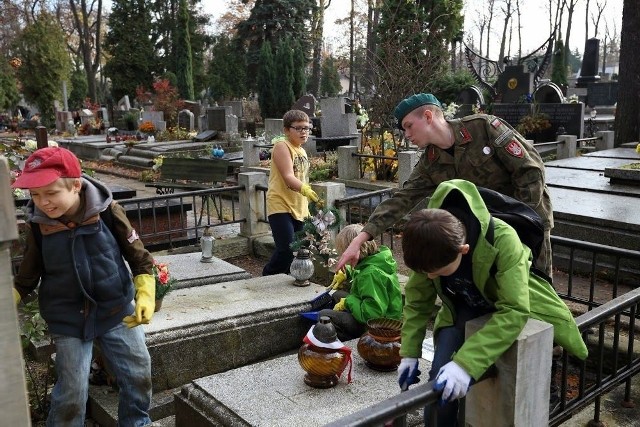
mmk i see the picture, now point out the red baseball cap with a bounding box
[12,147,82,189]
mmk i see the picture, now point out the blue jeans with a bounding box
[263,212,303,276]
[47,322,152,427]
[425,326,466,427]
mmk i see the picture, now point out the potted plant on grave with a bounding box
[139,120,156,136]
[515,112,552,142]
[123,112,138,131]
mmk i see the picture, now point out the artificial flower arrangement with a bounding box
[290,202,341,268]
[153,260,176,299]
[139,120,156,134]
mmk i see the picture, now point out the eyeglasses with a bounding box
[289,126,312,133]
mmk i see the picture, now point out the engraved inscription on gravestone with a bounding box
[538,103,584,139]
[492,104,534,129]
[587,82,618,106]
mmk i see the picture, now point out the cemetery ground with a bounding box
[12,150,640,426]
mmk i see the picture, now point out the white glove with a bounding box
[397,357,420,391]
[434,361,471,403]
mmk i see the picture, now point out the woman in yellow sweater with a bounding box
[262,110,320,276]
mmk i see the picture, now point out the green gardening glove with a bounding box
[300,183,319,203]
[123,274,155,328]
[333,298,347,311]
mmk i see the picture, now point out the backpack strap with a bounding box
[486,215,553,285]
[486,216,497,277]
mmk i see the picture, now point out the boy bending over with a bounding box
[397,179,587,426]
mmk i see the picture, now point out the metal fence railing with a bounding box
[325,236,640,426]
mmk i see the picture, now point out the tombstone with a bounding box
[490,104,534,129]
[495,65,534,103]
[576,38,601,88]
[178,109,195,131]
[292,94,318,118]
[533,82,565,104]
[455,86,485,117]
[264,118,284,143]
[222,100,243,119]
[155,121,167,133]
[587,82,618,106]
[142,111,164,124]
[538,103,585,140]
[456,86,485,105]
[97,107,110,128]
[79,109,94,126]
[206,106,238,134]
[117,95,131,111]
[55,111,73,133]
[318,97,358,138]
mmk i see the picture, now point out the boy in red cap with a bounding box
[12,146,156,426]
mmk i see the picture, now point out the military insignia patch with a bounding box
[493,129,513,147]
[127,229,140,243]
[459,127,472,143]
[491,118,503,129]
[427,146,437,162]
[505,140,524,158]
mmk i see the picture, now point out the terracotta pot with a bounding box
[154,299,163,312]
[357,318,402,371]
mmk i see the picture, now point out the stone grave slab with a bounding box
[581,148,640,161]
[142,274,327,391]
[194,129,217,142]
[545,156,633,172]
[174,334,433,426]
[152,253,250,288]
[550,187,640,230]
[604,165,640,186]
[545,167,640,197]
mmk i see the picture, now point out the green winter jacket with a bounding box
[344,246,403,324]
[400,179,587,380]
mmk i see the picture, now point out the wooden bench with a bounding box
[146,157,230,194]
[146,157,230,225]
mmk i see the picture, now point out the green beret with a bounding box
[394,93,442,129]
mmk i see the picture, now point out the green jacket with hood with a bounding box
[344,245,403,323]
[400,179,587,381]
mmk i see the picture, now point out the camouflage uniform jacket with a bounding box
[361,114,553,238]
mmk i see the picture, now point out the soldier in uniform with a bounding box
[335,93,554,278]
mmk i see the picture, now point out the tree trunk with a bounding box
[614,0,640,145]
[309,0,326,97]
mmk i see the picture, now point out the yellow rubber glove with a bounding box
[123,274,155,328]
[13,288,21,305]
[333,298,347,311]
[329,270,347,291]
[300,183,319,202]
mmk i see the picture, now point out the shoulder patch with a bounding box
[493,129,513,147]
[491,118,503,129]
[505,140,525,158]
[427,146,438,163]
[127,229,140,243]
[459,126,473,143]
